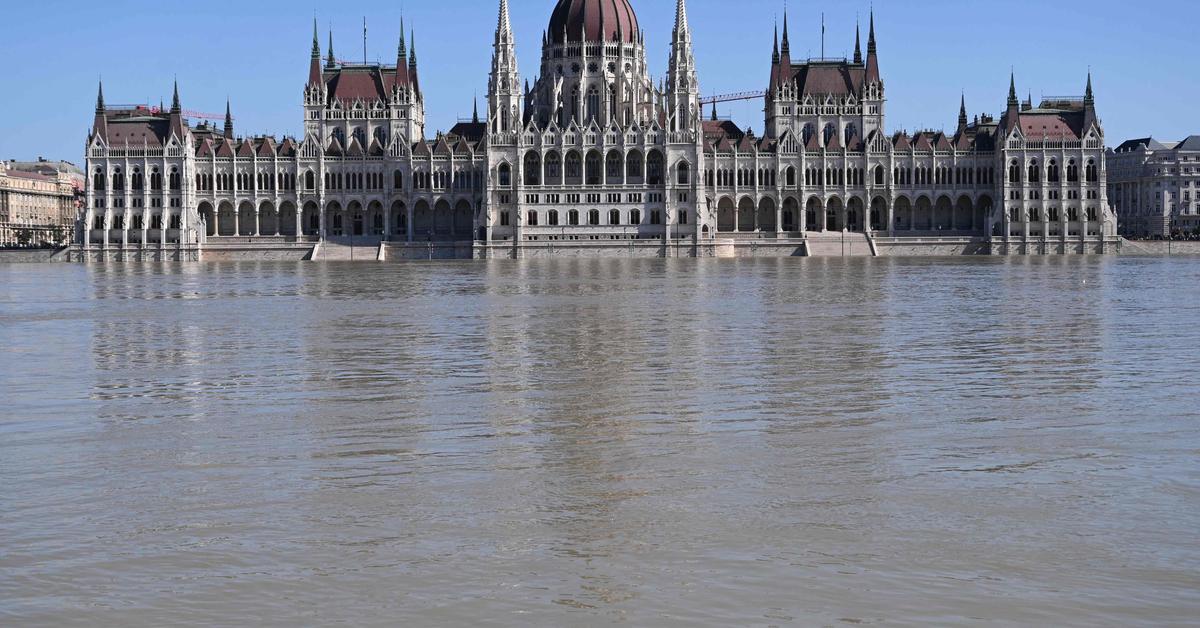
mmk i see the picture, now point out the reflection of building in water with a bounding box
[77,0,1116,261]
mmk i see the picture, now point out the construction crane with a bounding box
[699,90,766,106]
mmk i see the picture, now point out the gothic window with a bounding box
[112,168,124,190]
[586,152,601,185]
[606,152,622,179]
[331,127,346,146]
[1009,160,1021,184]
[587,87,600,122]
[93,168,105,191]
[1086,160,1098,183]
[802,124,816,145]
[786,166,796,187]
[677,162,690,185]
[844,122,859,144]
[1028,160,1040,184]
[626,151,643,180]
[524,152,542,186]
[1048,160,1060,183]
[149,168,162,191]
[1067,160,1079,183]
[823,123,837,146]
[374,127,388,147]
[352,127,367,148]
[874,165,885,186]
[566,152,583,181]
[498,163,511,187]
[306,171,316,190]
[647,151,664,185]
[545,152,562,184]
[131,168,144,191]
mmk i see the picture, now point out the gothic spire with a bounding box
[224,100,234,139]
[1008,72,1018,107]
[171,79,181,113]
[957,93,968,133]
[780,10,790,57]
[497,0,512,41]
[398,16,407,58]
[854,20,863,64]
[865,8,880,82]
[867,8,877,54]
[312,18,320,57]
[409,29,417,67]
[772,21,780,64]
[473,96,480,124]
[673,0,690,37]
[326,30,336,69]
[95,80,105,113]
[1085,70,1094,105]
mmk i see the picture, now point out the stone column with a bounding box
[254,209,261,236]
[407,202,415,243]
[818,199,828,232]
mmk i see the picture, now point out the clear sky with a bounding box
[1,0,1195,164]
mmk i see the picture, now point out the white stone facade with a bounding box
[78,0,1117,259]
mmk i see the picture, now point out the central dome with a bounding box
[548,0,639,44]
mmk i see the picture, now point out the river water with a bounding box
[2,257,1198,626]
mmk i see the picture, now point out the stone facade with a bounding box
[1107,136,1200,238]
[0,160,81,247]
[78,0,1117,261]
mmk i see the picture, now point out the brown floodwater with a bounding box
[1,257,1198,626]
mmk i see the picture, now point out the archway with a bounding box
[258,201,278,236]
[737,197,756,232]
[454,200,473,238]
[805,197,821,231]
[717,197,736,232]
[954,196,974,232]
[237,201,255,236]
[279,202,297,236]
[915,196,933,231]
[413,200,433,238]
[434,199,453,236]
[826,197,844,232]
[782,197,799,232]
[367,201,385,236]
[757,197,777,232]
[870,196,887,231]
[198,202,215,237]
[847,197,864,232]
[347,201,365,237]
[391,201,407,237]
[302,202,320,236]
[325,201,344,236]
[894,197,913,231]
[934,196,953,231]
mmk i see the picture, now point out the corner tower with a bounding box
[488,0,521,133]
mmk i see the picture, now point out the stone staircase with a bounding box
[311,237,381,261]
[805,231,875,257]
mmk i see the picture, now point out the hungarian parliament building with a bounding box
[78,0,1116,260]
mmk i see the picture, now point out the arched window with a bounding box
[545,152,562,183]
[786,166,796,187]
[677,162,690,185]
[606,152,621,179]
[498,163,511,187]
[373,127,388,148]
[331,127,346,146]
[149,168,162,191]
[588,209,600,225]
[568,210,580,226]
[1028,160,1040,184]
[526,210,539,226]
[112,168,124,190]
[393,170,404,190]
[1048,160,1060,183]
[609,209,621,225]
[93,168,106,191]
[352,127,367,148]
[1086,159,1098,183]
[584,152,601,185]
[823,123,837,146]
[566,152,582,181]
[802,123,816,145]
[630,209,642,225]
[305,171,316,190]
[626,151,643,180]
[587,87,600,122]
[1008,160,1021,184]
[548,210,560,226]
[1067,160,1079,183]
[647,151,664,185]
[131,168,144,191]
[524,152,541,186]
[874,165,885,186]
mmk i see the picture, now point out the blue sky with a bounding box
[1,0,1195,164]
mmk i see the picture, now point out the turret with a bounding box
[326,30,336,70]
[1004,72,1021,131]
[665,0,699,132]
[488,0,521,133]
[395,18,410,86]
[1083,71,1099,135]
[854,21,863,65]
[957,94,968,136]
[169,80,185,139]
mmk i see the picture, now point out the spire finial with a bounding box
[96,80,105,112]
[1008,71,1018,106]
[773,20,780,64]
[1085,69,1094,105]
[867,6,877,54]
[473,95,480,124]
[224,99,234,139]
[171,79,181,113]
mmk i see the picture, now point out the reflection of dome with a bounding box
[548,0,639,44]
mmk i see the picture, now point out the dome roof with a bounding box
[548,0,639,44]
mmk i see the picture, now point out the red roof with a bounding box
[1019,112,1083,139]
[549,0,638,44]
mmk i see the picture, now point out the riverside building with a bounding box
[1107,136,1200,238]
[77,0,1117,261]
